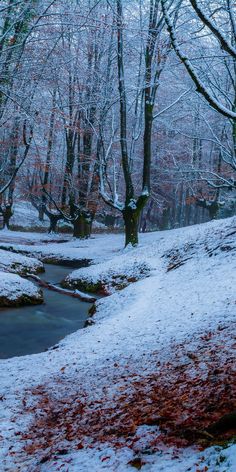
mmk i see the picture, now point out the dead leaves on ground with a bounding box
[17,324,236,462]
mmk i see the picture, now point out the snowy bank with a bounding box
[63,256,151,293]
[0,248,44,276]
[0,271,43,307]
[0,231,123,265]
[63,213,236,295]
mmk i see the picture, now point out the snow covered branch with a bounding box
[161,0,236,120]
[189,0,236,60]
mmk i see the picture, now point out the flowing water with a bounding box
[0,263,92,359]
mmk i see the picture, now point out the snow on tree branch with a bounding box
[161,0,236,120]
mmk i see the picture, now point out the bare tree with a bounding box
[99,0,173,246]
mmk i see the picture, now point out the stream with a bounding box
[0,263,93,359]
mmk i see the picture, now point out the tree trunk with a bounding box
[160,206,171,231]
[73,215,86,238]
[73,213,93,239]
[48,216,59,233]
[84,219,92,238]
[2,204,13,230]
[8,115,20,203]
[209,202,220,220]
[61,136,75,207]
[41,88,56,219]
[38,204,44,222]
[61,70,76,207]
[123,207,140,247]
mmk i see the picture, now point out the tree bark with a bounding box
[123,206,140,247]
[41,88,57,219]
[73,213,92,239]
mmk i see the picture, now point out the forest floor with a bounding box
[0,217,235,471]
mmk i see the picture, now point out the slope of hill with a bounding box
[0,217,235,471]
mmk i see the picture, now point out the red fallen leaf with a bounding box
[76,442,84,450]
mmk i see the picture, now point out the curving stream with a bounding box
[0,263,93,359]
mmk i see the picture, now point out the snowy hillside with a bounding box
[0,217,235,471]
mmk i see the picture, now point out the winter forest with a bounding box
[0,0,235,241]
[0,1,235,471]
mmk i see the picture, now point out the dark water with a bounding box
[0,264,92,359]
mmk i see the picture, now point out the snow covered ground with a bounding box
[10,201,49,230]
[0,248,44,276]
[0,217,235,471]
[0,230,123,264]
